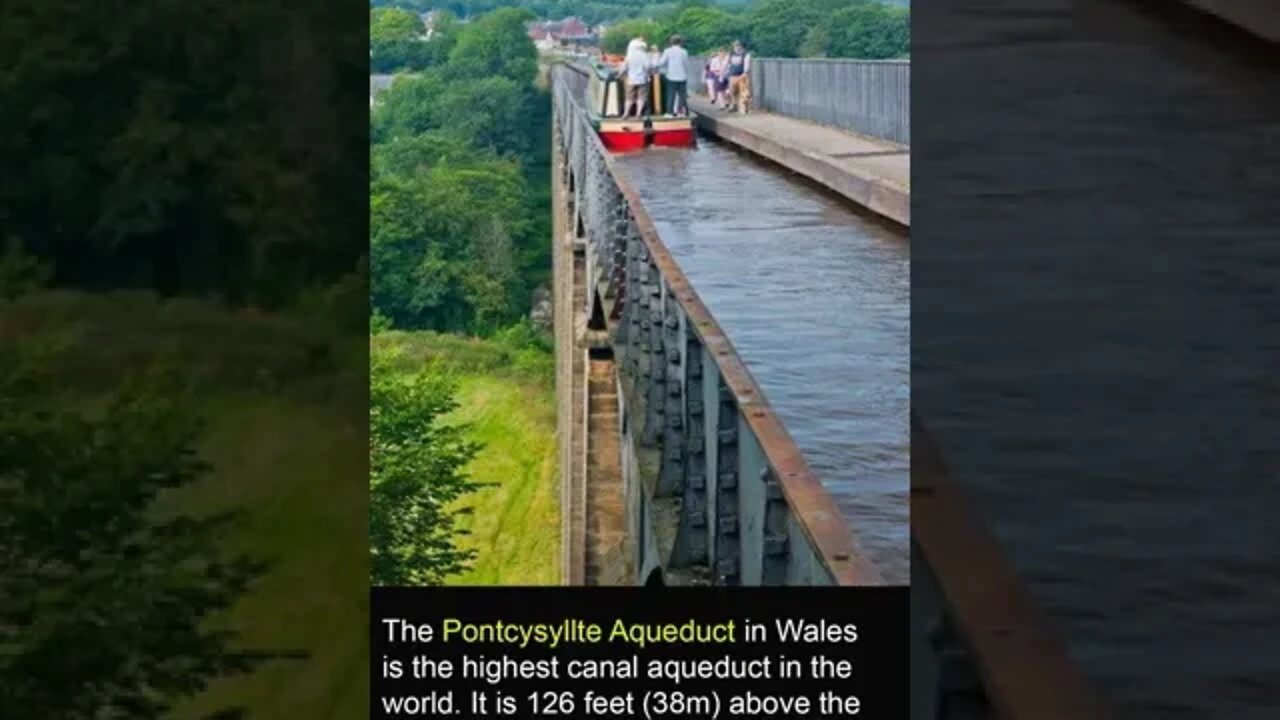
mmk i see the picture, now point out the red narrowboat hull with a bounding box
[599,130,648,152]
[597,118,648,153]
[650,126,696,148]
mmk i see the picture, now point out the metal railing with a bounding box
[552,61,1106,720]
[910,413,1110,720]
[687,57,910,145]
[552,63,881,587]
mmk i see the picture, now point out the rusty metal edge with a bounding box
[553,63,885,586]
[911,410,1111,719]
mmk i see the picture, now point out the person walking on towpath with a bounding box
[726,40,752,115]
[704,50,724,106]
[713,48,731,108]
[656,35,690,116]
[618,37,652,118]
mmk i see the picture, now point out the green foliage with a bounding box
[292,264,370,336]
[372,132,487,181]
[742,0,908,58]
[601,0,908,59]
[370,7,552,335]
[1,290,351,394]
[602,19,665,54]
[653,7,747,53]
[375,0,686,26]
[437,77,536,156]
[371,327,552,383]
[746,0,820,56]
[0,240,52,300]
[372,73,449,142]
[370,344,480,585]
[0,342,270,717]
[447,8,539,83]
[370,153,530,333]
[372,6,422,44]
[798,24,831,58]
[370,6,439,73]
[369,330,557,585]
[829,3,909,58]
[0,0,365,307]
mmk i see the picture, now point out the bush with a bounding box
[601,19,665,55]
[0,239,52,300]
[370,344,480,585]
[0,340,271,717]
[829,4,909,59]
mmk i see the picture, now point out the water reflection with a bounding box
[618,143,910,583]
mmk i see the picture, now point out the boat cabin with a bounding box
[586,61,695,152]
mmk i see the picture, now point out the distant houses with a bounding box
[526,16,598,51]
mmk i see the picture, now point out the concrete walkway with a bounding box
[688,96,910,227]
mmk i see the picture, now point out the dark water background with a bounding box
[913,1,1280,717]
[618,143,911,584]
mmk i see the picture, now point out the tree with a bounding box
[372,72,449,143]
[829,3,908,59]
[372,132,487,182]
[0,239,52,300]
[798,24,831,58]
[435,77,534,157]
[370,346,479,586]
[427,9,461,64]
[664,7,748,54]
[745,0,819,57]
[371,6,422,45]
[371,7,430,73]
[0,0,363,306]
[601,19,665,55]
[369,4,554,333]
[0,344,271,717]
[446,7,539,83]
[370,159,530,332]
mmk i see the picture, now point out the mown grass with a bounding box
[373,329,560,586]
[2,290,367,719]
[448,374,559,585]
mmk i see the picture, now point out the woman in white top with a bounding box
[618,38,651,118]
[706,49,726,106]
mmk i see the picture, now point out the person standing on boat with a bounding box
[619,38,652,118]
[656,35,690,116]
[726,40,752,114]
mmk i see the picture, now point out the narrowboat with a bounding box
[585,61,695,152]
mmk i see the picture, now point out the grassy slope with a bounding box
[2,290,368,719]
[448,374,559,585]
[174,394,368,719]
[373,330,560,586]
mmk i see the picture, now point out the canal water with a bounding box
[616,143,910,584]
[913,1,1280,717]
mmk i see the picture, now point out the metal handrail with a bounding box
[555,59,1108,718]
